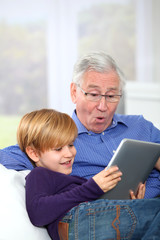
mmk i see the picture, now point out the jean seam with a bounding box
[122,205,137,239]
[92,208,96,240]
[74,205,79,240]
[112,205,121,240]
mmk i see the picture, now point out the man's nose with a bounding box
[96,96,108,111]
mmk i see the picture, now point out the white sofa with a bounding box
[0,164,51,240]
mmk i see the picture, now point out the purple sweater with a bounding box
[25,167,104,240]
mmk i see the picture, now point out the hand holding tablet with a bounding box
[99,139,160,200]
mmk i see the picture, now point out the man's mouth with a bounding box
[96,117,105,122]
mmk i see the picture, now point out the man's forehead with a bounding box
[83,70,119,79]
[81,70,120,87]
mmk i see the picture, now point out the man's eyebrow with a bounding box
[106,87,120,92]
[87,84,99,89]
[87,85,119,91]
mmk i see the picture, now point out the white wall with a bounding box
[125,0,160,130]
[125,82,160,129]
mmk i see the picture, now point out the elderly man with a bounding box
[70,52,160,199]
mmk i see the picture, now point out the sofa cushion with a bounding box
[0,164,51,240]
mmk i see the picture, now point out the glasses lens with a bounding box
[87,94,100,102]
[106,95,121,102]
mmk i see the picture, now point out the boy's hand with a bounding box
[92,166,122,193]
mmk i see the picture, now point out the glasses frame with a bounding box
[77,85,122,103]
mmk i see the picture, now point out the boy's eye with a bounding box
[69,141,74,147]
[53,142,74,151]
[69,144,74,147]
[54,147,62,151]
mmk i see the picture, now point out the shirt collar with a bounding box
[72,110,128,134]
[111,114,128,128]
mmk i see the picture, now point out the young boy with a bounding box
[17,109,122,240]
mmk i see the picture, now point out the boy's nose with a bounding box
[63,146,73,156]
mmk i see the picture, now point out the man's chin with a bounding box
[90,125,106,133]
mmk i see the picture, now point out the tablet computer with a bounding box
[99,139,160,200]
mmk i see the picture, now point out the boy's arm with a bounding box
[25,168,103,227]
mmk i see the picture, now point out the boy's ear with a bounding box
[25,146,40,164]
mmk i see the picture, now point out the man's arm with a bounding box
[130,183,146,199]
[0,145,33,171]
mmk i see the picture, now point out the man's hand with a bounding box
[129,182,146,199]
[92,166,122,193]
[155,157,160,171]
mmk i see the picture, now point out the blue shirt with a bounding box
[0,144,33,171]
[71,111,160,198]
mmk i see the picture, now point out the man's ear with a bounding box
[70,83,77,104]
[25,146,40,164]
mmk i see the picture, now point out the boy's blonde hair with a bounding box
[17,109,78,156]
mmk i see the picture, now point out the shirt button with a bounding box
[88,133,91,136]
[102,132,104,135]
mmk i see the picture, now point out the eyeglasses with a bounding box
[77,86,122,103]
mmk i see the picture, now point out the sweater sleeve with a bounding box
[25,167,104,227]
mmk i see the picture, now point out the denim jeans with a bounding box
[61,198,160,240]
